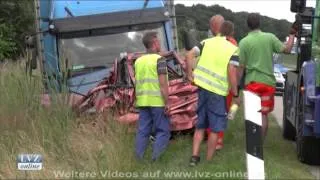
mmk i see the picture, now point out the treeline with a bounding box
[0,0,34,61]
[0,2,292,60]
[175,4,292,46]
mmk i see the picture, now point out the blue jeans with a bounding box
[135,107,171,160]
[196,88,228,133]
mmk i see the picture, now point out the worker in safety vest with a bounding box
[206,19,240,151]
[192,16,238,151]
[190,15,228,151]
[186,19,240,166]
[134,32,170,161]
[238,13,297,141]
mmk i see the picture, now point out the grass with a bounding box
[0,62,315,179]
[129,110,315,179]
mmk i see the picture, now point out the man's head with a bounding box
[220,21,235,37]
[209,15,225,35]
[142,31,161,52]
[247,13,260,30]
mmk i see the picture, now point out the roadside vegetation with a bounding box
[0,62,315,179]
[0,0,34,61]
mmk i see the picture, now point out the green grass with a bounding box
[128,110,315,179]
[0,63,315,179]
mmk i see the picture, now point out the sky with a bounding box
[175,0,317,22]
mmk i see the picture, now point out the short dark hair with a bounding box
[220,21,234,36]
[142,32,158,49]
[247,13,260,30]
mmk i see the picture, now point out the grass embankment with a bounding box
[0,63,315,179]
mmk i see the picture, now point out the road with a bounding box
[272,96,320,179]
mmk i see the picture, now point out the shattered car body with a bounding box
[74,52,198,131]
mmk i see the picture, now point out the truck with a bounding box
[282,0,320,165]
[28,0,198,131]
[31,0,178,93]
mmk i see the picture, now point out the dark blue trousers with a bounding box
[135,107,171,160]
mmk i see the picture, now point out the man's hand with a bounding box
[283,24,297,54]
[289,21,299,36]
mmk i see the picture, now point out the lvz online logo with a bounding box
[17,154,42,170]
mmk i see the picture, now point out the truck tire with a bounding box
[282,82,296,140]
[282,114,296,140]
[296,124,320,165]
[296,93,320,165]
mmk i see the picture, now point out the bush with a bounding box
[0,24,17,61]
[0,1,34,60]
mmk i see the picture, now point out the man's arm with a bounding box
[158,74,169,105]
[238,42,246,88]
[233,47,244,105]
[228,54,240,96]
[228,64,238,96]
[282,34,295,54]
[186,48,196,81]
[275,22,298,54]
[237,65,245,85]
[157,58,169,105]
[185,43,202,81]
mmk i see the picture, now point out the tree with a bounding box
[0,0,34,61]
[175,4,291,46]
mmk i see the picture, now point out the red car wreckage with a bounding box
[70,51,198,131]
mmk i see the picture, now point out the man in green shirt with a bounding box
[238,13,298,140]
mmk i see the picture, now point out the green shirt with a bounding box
[239,30,284,86]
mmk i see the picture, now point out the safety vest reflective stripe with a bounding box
[135,78,159,84]
[194,74,228,92]
[196,65,227,82]
[136,90,162,96]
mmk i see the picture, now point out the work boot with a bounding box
[189,156,200,167]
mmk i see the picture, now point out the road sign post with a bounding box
[243,91,265,180]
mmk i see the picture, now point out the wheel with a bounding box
[296,92,320,165]
[282,81,296,140]
[282,112,296,140]
[297,124,320,165]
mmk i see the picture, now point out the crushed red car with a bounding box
[68,51,198,131]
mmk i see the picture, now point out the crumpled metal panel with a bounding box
[167,80,198,131]
[74,51,198,131]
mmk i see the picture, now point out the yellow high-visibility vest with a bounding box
[134,54,165,107]
[194,36,238,96]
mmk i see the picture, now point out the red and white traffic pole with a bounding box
[243,91,265,180]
